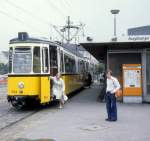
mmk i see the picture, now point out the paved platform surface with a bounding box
[0,84,150,141]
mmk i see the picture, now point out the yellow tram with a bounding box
[7,32,91,109]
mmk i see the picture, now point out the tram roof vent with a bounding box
[54,41,62,45]
[18,32,29,41]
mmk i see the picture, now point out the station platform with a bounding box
[0,83,150,141]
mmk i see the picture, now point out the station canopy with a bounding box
[80,41,150,61]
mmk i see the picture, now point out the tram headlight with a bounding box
[18,82,24,89]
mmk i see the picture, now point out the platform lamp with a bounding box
[110,9,120,41]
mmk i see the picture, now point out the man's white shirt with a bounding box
[106,76,120,94]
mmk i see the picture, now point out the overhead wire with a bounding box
[4,0,65,38]
[5,0,51,26]
[45,0,66,19]
[60,0,74,17]
[2,0,84,42]
[0,9,44,34]
[63,0,72,9]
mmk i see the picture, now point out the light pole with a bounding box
[110,9,120,41]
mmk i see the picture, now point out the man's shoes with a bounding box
[105,118,111,121]
[111,119,117,122]
[105,118,117,121]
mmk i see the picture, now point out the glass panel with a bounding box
[64,54,76,73]
[60,51,64,72]
[146,52,150,94]
[33,47,41,73]
[9,47,13,73]
[50,46,57,68]
[78,61,80,73]
[13,47,32,73]
[64,55,70,73]
[86,62,89,71]
[42,47,49,73]
[72,59,76,73]
[79,60,84,73]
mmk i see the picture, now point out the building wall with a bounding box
[128,25,150,36]
[108,52,141,83]
[107,50,143,103]
[107,48,150,102]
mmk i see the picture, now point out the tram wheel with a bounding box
[11,100,25,110]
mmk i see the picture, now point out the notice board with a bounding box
[122,64,142,96]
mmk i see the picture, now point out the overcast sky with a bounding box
[0,0,150,51]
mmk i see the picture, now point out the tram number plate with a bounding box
[11,90,17,93]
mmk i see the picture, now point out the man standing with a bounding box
[106,70,120,121]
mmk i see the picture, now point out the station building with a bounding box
[128,25,150,36]
[81,26,150,103]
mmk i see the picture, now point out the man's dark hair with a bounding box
[107,70,112,75]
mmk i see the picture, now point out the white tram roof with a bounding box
[9,32,86,58]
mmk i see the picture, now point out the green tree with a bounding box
[95,63,105,74]
[0,63,8,74]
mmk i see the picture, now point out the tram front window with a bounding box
[13,47,32,73]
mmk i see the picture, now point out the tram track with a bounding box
[0,85,41,132]
[0,109,40,132]
[0,108,12,118]
[0,81,53,133]
[0,109,39,132]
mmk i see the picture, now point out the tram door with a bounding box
[49,46,58,76]
[41,47,50,103]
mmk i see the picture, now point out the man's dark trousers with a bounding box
[106,92,117,121]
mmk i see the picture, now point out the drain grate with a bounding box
[80,124,109,131]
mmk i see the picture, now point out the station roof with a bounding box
[80,41,150,61]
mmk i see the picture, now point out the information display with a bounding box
[124,70,141,88]
[122,64,142,96]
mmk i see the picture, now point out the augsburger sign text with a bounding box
[128,36,150,41]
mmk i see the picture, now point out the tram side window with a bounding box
[9,47,13,73]
[33,47,41,73]
[64,55,70,73]
[42,47,49,73]
[86,62,89,72]
[60,51,64,72]
[72,58,76,73]
[64,54,76,73]
[84,61,86,72]
[79,60,84,73]
[78,60,81,73]
[50,46,57,68]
